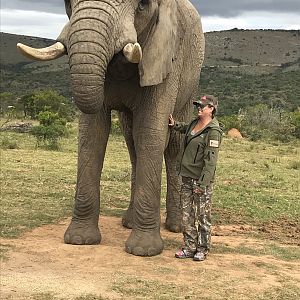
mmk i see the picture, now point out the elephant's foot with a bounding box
[122,207,133,229]
[165,209,182,233]
[125,228,164,256]
[165,216,182,233]
[64,220,101,245]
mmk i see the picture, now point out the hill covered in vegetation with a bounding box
[1,29,299,115]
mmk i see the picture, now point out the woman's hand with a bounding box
[192,180,204,195]
[169,114,175,127]
[193,187,204,195]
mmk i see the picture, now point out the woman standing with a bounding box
[169,95,222,261]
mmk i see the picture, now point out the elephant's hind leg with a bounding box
[64,111,111,245]
[119,111,136,229]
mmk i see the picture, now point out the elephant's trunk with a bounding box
[17,1,141,114]
[68,7,115,114]
[69,48,108,114]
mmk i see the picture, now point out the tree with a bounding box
[20,93,35,118]
[20,89,75,120]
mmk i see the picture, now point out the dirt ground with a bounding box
[1,216,299,300]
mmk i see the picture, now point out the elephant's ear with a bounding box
[139,0,178,87]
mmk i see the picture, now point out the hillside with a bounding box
[204,29,300,72]
[1,30,300,115]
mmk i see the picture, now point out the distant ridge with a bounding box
[1,30,299,67]
[1,30,299,114]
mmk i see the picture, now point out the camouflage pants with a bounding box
[180,176,213,252]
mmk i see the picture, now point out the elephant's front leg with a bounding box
[125,123,167,256]
[164,129,183,233]
[64,112,111,245]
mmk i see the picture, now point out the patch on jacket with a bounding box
[209,140,219,148]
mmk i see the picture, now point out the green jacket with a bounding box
[174,117,222,188]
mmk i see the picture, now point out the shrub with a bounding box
[31,111,68,150]
[0,136,19,149]
[290,110,300,139]
[20,89,75,121]
[218,115,241,132]
[111,118,122,135]
[239,104,294,141]
[289,161,300,170]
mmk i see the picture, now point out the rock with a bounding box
[1,122,33,133]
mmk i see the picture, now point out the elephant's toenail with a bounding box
[72,236,83,244]
[133,247,144,256]
[148,247,157,256]
[125,245,132,253]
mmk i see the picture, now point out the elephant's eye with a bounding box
[138,0,149,11]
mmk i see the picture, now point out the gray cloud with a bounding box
[2,0,300,18]
[2,0,65,14]
[191,0,300,17]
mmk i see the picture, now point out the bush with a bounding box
[218,115,241,132]
[111,118,122,135]
[239,104,295,141]
[290,110,300,139]
[31,111,68,150]
[0,135,19,149]
[21,89,75,121]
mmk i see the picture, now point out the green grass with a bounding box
[1,123,299,241]
[214,138,300,225]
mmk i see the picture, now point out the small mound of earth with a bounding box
[227,128,243,138]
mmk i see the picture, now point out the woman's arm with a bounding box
[169,114,188,134]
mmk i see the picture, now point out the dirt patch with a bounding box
[257,219,300,245]
[213,208,300,246]
[1,216,299,300]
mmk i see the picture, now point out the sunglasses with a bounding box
[194,103,213,110]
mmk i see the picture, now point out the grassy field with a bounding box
[1,120,300,300]
[1,121,299,240]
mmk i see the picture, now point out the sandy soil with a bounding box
[1,216,299,300]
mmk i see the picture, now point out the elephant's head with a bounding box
[17,0,178,114]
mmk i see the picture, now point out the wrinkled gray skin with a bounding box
[58,0,204,256]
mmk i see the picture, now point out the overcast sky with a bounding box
[1,0,300,39]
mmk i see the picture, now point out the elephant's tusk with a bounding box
[123,43,142,64]
[17,42,67,61]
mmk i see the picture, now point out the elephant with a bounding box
[17,0,205,256]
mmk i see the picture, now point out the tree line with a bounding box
[1,87,300,146]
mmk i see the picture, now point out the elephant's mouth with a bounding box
[107,51,139,81]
